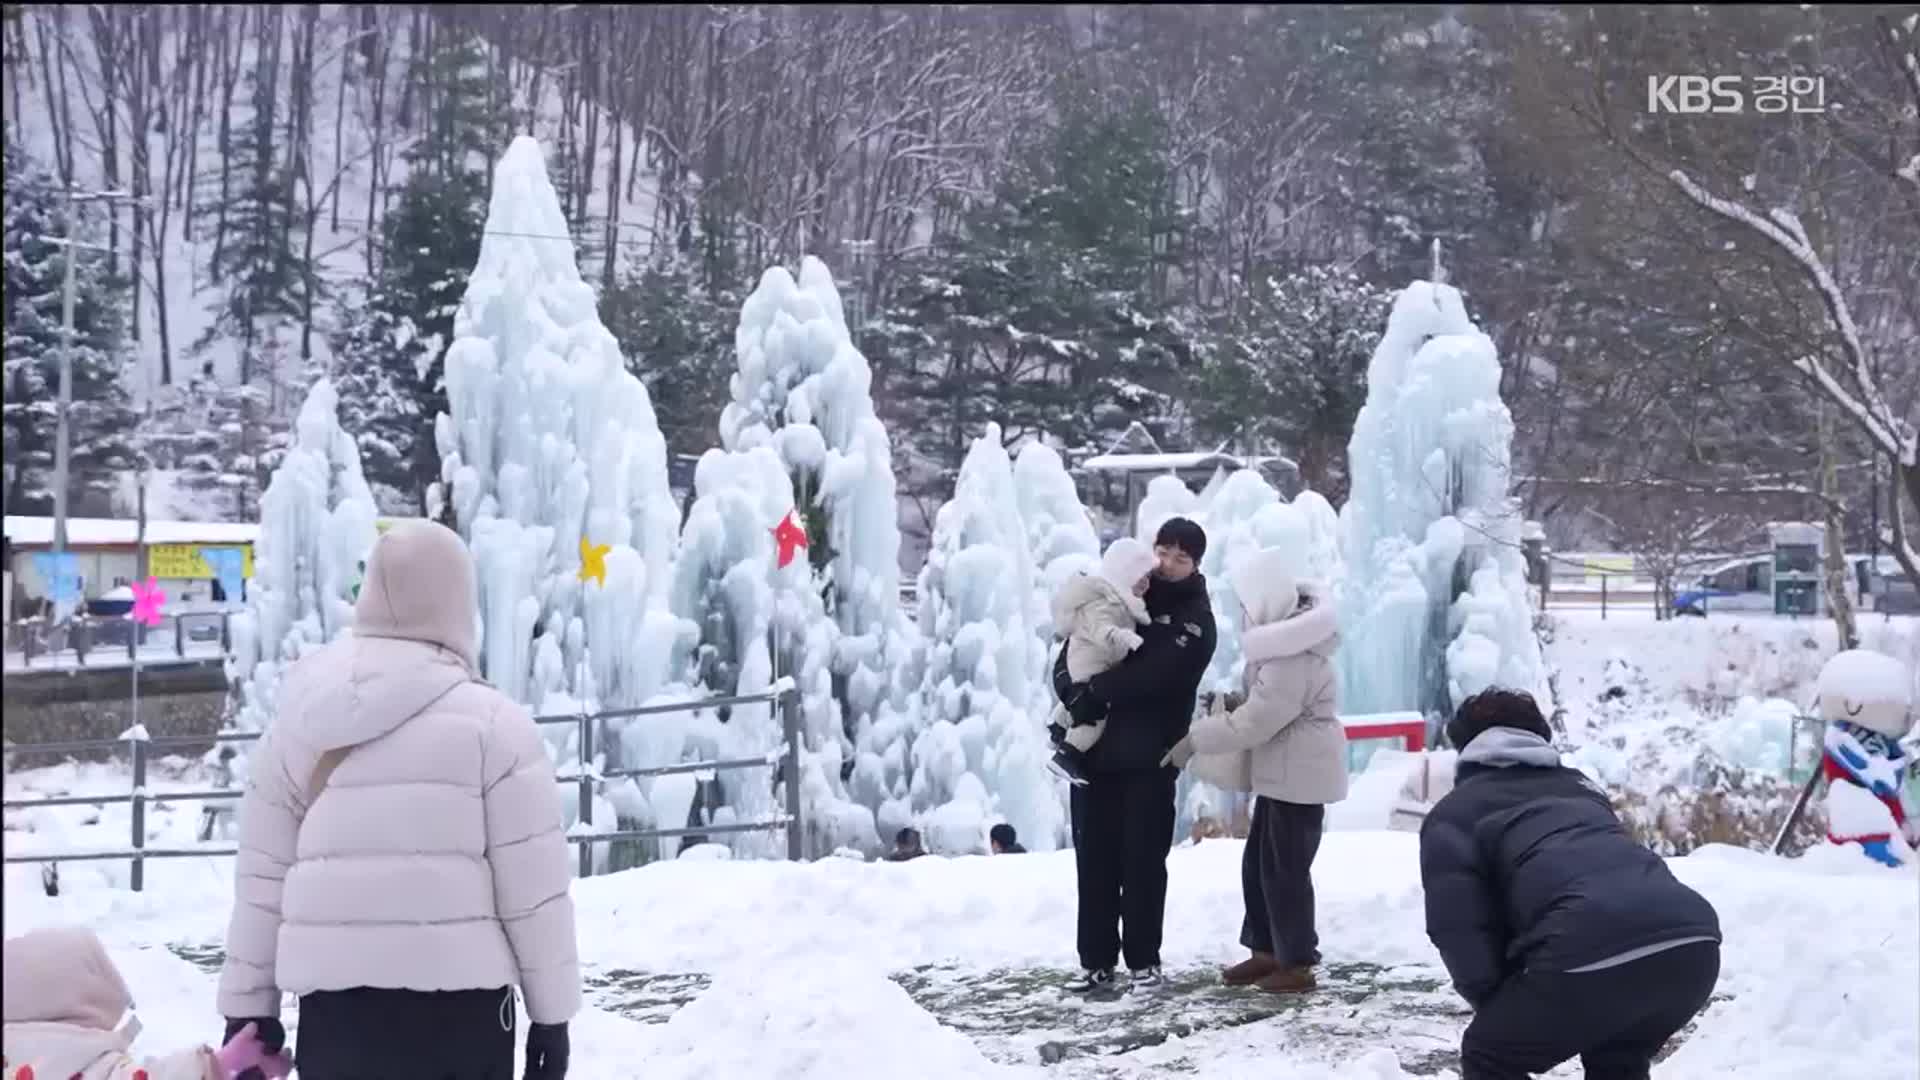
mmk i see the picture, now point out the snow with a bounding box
[1816,648,1914,712]
[1338,279,1547,726]
[6,790,1915,1080]
[6,8,661,414]
[3,516,259,546]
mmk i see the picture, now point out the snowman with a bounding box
[1815,649,1920,867]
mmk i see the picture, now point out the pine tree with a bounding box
[333,36,505,514]
[1,142,140,516]
[873,85,1202,499]
[599,256,739,460]
[1192,265,1395,502]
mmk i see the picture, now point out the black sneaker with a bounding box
[1066,967,1117,994]
[1129,966,1164,989]
[1049,748,1091,787]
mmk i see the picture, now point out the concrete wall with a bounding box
[2,659,228,760]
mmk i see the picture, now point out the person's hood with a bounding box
[1,1020,133,1079]
[353,519,479,668]
[1097,538,1157,596]
[1229,548,1303,628]
[279,636,475,751]
[1459,727,1562,769]
[1052,572,1146,632]
[1241,585,1339,664]
[2,926,133,1029]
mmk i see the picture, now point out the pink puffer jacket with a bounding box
[3,926,221,1080]
[216,521,580,1025]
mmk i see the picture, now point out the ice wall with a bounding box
[910,423,1065,852]
[222,378,379,814]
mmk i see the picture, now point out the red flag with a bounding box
[773,509,809,569]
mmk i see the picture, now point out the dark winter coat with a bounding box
[1418,728,1723,1009]
[1053,571,1216,774]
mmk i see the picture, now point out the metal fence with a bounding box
[8,610,233,667]
[1,685,803,889]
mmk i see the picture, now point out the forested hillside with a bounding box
[4,5,1915,571]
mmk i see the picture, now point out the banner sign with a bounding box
[197,546,249,605]
[150,543,254,581]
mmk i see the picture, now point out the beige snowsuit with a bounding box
[1050,539,1157,752]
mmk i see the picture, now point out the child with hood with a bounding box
[1047,537,1160,785]
[1163,546,1344,996]
[3,925,290,1080]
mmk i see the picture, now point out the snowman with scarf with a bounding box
[1816,648,1920,867]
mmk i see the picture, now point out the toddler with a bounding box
[3,926,291,1080]
[1047,537,1158,785]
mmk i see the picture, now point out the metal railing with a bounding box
[1,684,803,889]
[8,610,233,668]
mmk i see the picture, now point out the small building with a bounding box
[1077,451,1300,539]
[3,515,258,615]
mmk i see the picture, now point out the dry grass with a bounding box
[1613,760,1827,856]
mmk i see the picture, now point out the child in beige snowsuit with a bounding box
[1047,537,1159,785]
[2,925,290,1080]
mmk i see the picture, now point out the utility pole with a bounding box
[42,184,145,619]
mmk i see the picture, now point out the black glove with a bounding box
[526,1021,570,1080]
[223,1016,286,1080]
[1065,684,1108,727]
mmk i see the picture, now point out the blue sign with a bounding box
[200,547,247,606]
[32,551,81,608]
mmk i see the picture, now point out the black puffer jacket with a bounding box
[1418,728,1722,1007]
[1052,571,1216,774]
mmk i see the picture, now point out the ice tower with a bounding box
[1338,280,1547,730]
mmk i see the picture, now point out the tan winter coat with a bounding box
[3,926,221,1080]
[217,521,581,1026]
[1188,555,1347,806]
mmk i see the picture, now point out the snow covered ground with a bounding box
[9,610,1918,1076]
[4,824,1913,1079]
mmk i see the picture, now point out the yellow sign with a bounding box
[148,543,254,580]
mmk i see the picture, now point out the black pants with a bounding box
[1239,796,1324,968]
[1071,767,1177,972]
[296,986,516,1080]
[1461,941,1721,1080]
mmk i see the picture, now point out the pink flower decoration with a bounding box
[129,577,165,627]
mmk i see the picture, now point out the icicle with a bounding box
[1430,237,1447,285]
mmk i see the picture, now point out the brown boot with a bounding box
[1255,965,1317,995]
[1221,952,1280,987]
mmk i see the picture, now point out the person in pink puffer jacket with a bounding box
[3,925,290,1080]
[217,520,579,1080]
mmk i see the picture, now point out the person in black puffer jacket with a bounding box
[1052,517,1216,993]
[1421,689,1722,1080]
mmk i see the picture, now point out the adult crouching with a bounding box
[1167,547,1343,994]
[217,520,579,1080]
[1422,690,1721,1080]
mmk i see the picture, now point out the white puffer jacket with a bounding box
[217,521,580,1025]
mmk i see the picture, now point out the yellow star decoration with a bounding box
[579,537,611,586]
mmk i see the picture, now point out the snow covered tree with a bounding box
[599,257,740,459]
[871,85,1203,502]
[1,143,140,516]
[436,135,686,716]
[720,258,912,753]
[669,444,877,858]
[225,378,381,736]
[332,166,487,513]
[1339,278,1547,729]
[1193,266,1395,502]
[909,422,1063,853]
